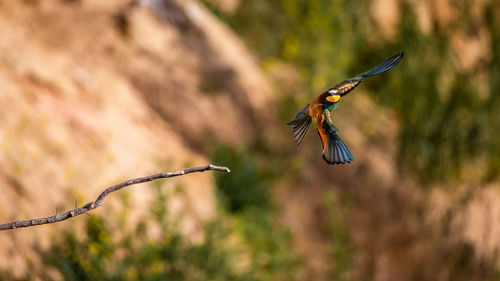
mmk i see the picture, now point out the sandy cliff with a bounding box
[0,0,273,275]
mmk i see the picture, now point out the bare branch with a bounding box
[0,164,230,231]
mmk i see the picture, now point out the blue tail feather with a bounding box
[323,131,354,165]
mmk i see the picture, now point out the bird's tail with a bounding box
[358,52,404,79]
[322,128,354,165]
[287,104,312,145]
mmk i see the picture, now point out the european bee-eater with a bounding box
[287,52,404,165]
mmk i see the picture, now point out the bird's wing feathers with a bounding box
[335,80,362,96]
[336,52,404,96]
[355,52,404,80]
[287,104,312,145]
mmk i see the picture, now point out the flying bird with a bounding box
[287,52,404,165]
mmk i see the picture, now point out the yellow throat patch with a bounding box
[326,95,340,103]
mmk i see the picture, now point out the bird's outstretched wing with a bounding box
[335,52,404,96]
[287,104,312,145]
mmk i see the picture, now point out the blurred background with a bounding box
[0,0,499,280]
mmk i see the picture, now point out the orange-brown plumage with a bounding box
[306,91,329,119]
[316,114,327,149]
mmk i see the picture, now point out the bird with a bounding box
[287,52,404,165]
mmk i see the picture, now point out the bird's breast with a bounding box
[307,95,326,119]
[307,102,323,119]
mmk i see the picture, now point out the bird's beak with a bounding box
[326,95,340,103]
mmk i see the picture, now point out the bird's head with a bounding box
[326,88,341,103]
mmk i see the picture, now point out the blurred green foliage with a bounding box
[37,217,245,281]
[25,185,248,281]
[211,144,272,213]
[323,191,353,281]
[212,143,302,279]
[8,144,301,281]
[226,0,500,183]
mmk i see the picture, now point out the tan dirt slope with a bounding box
[0,0,273,276]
